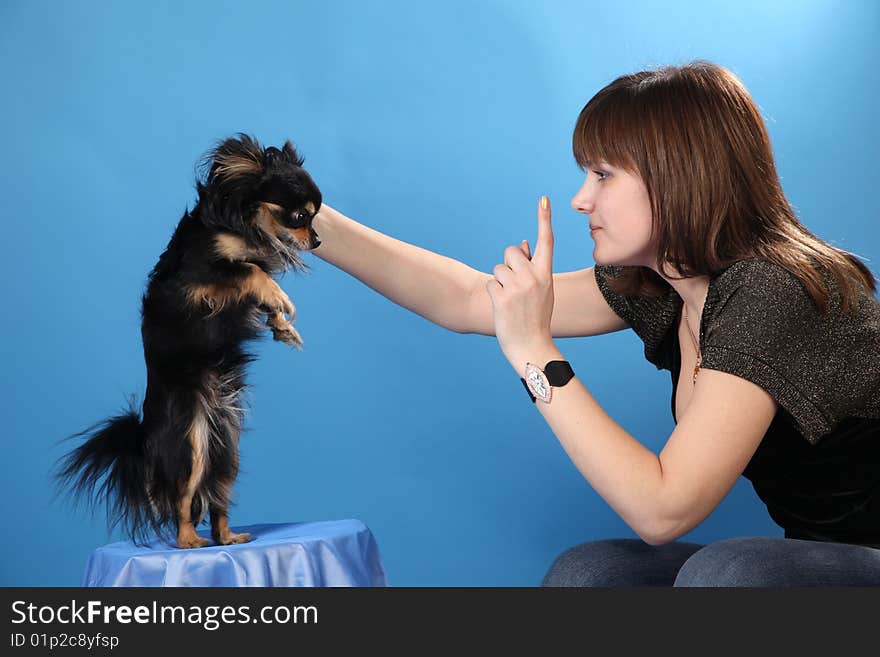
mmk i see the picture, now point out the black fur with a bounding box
[54,134,321,546]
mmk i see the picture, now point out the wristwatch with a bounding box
[520,360,575,404]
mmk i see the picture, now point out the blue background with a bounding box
[1,0,878,586]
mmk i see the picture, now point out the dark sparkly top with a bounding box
[594,258,880,547]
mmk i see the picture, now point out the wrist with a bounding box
[519,356,575,405]
[312,205,336,238]
[506,341,563,378]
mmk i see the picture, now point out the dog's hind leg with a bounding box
[176,406,211,549]
[208,444,251,546]
[210,500,252,545]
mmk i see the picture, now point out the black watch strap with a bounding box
[520,360,575,403]
[544,360,575,386]
[520,377,537,403]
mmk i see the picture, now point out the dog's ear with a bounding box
[264,146,282,166]
[203,133,265,187]
[196,133,267,232]
[281,140,305,167]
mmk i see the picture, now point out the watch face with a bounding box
[525,363,551,403]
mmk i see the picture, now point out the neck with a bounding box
[652,262,710,322]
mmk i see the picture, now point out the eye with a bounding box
[290,210,308,226]
[592,170,609,181]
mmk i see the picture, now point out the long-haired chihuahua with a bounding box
[55,133,321,548]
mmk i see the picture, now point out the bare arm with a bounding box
[503,340,777,545]
[465,267,629,337]
[311,204,484,333]
[311,204,628,337]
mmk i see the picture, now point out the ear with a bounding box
[264,146,282,170]
[208,134,264,185]
[281,140,305,167]
[196,134,265,232]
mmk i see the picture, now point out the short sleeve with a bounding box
[700,259,880,445]
[594,265,679,370]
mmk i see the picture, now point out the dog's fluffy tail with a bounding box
[53,396,156,543]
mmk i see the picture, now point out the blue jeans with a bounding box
[541,537,880,586]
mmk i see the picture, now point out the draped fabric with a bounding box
[81,520,389,587]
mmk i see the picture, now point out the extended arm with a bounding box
[311,204,484,333]
[311,203,628,337]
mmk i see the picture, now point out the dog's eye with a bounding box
[291,211,308,227]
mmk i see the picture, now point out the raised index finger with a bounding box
[532,195,554,272]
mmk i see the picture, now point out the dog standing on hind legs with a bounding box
[54,134,322,549]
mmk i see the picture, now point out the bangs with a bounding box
[572,77,647,174]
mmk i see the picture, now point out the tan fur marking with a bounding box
[186,283,236,316]
[214,514,231,534]
[253,202,315,251]
[214,233,251,261]
[209,474,252,545]
[255,202,283,237]
[213,153,262,179]
[215,202,283,261]
[177,407,211,548]
[254,202,316,250]
[186,263,293,318]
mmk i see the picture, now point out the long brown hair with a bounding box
[573,60,875,315]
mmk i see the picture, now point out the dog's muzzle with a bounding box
[280,226,321,250]
[302,226,321,250]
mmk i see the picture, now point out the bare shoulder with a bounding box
[550,267,629,337]
[650,369,778,544]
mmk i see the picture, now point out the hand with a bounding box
[486,196,556,369]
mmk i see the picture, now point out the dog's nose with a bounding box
[308,227,321,249]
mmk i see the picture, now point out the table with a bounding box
[81,519,388,586]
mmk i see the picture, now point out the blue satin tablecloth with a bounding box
[81,519,388,587]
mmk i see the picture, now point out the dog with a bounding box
[54,134,322,548]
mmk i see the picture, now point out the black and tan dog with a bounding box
[55,134,321,548]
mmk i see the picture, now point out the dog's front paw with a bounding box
[269,318,304,349]
[263,288,296,322]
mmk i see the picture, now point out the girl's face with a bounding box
[570,162,657,268]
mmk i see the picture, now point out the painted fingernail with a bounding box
[540,196,549,210]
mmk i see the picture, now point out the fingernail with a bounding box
[540,195,549,210]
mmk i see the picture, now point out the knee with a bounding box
[541,539,651,587]
[674,537,782,587]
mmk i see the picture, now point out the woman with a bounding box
[311,61,880,586]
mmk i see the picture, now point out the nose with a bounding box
[307,226,322,250]
[570,177,595,215]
